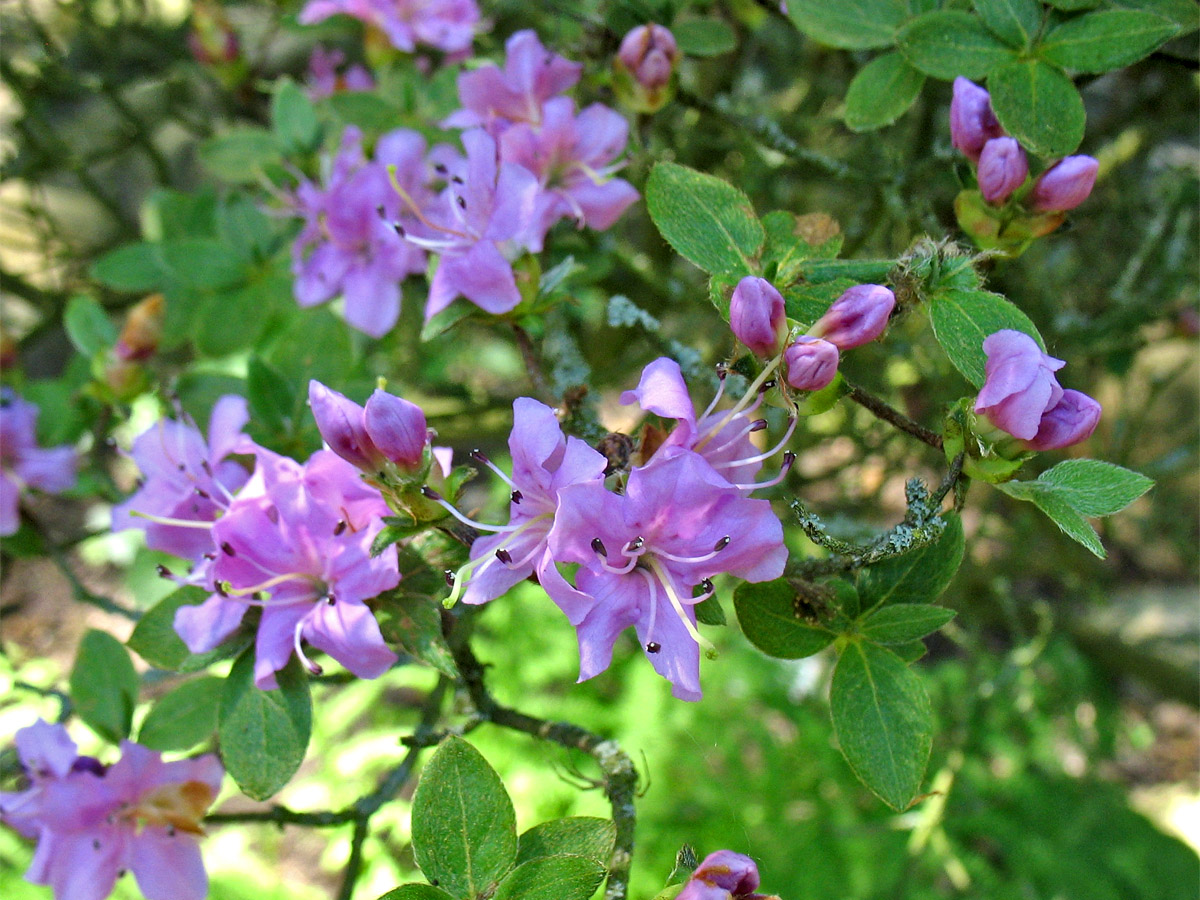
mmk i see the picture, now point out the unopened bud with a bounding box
[729,276,787,358]
[309,381,383,472]
[808,284,896,350]
[950,77,1005,164]
[364,389,428,470]
[1029,155,1099,213]
[1025,389,1101,451]
[115,294,165,362]
[614,24,678,113]
[977,137,1028,205]
[783,337,839,392]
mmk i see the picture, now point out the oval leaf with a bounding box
[733,579,837,659]
[987,59,1086,157]
[860,604,956,644]
[411,736,517,899]
[1034,459,1153,516]
[974,0,1044,48]
[896,11,1018,79]
[90,242,167,292]
[200,130,281,184]
[493,855,606,900]
[376,886,457,900]
[64,295,117,357]
[71,630,140,743]
[517,817,616,867]
[645,162,764,277]
[218,650,313,801]
[831,641,933,810]
[844,52,926,132]
[787,0,909,50]
[672,20,738,57]
[137,676,222,752]
[858,514,965,609]
[928,288,1045,387]
[127,586,252,673]
[1039,9,1179,73]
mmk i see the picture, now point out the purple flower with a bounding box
[1025,389,1101,450]
[1,720,223,900]
[974,330,1066,441]
[950,77,1005,164]
[443,29,582,132]
[0,389,77,536]
[1030,155,1099,212]
[729,277,787,358]
[111,395,252,563]
[498,96,639,250]
[174,450,399,689]
[299,0,478,54]
[678,850,779,900]
[549,451,786,700]
[617,24,678,92]
[977,137,1028,205]
[455,398,608,622]
[309,380,430,474]
[808,284,895,350]
[306,45,374,100]
[783,336,839,391]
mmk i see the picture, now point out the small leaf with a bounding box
[70,630,140,743]
[90,242,166,292]
[517,817,616,867]
[199,129,281,184]
[786,0,910,50]
[694,594,727,626]
[376,593,459,678]
[328,92,402,131]
[63,295,117,357]
[493,855,606,900]
[844,52,926,132]
[928,288,1045,388]
[1108,0,1198,32]
[1039,9,1179,73]
[761,211,843,286]
[193,273,286,357]
[860,604,956,644]
[858,514,965,609]
[733,579,837,659]
[271,79,321,155]
[1045,0,1102,9]
[996,480,1106,556]
[158,239,247,291]
[137,676,222,752]
[1034,459,1153,516]
[831,641,933,810]
[376,885,457,900]
[973,0,1044,48]
[127,586,252,673]
[987,59,1086,158]
[896,11,1018,79]
[246,356,297,437]
[218,649,313,800]
[411,736,518,898]
[645,162,764,278]
[673,19,738,56]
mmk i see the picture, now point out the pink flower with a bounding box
[783,336,839,391]
[1025,389,1101,451]
[678,850,779,900]
[977,137,1028,205]
[0,389,77,536]
[617,24,678,92]
[299,0,478,55]
[949,77,1005,164]
[974,330,1066,440]
[1029,155,1099,212]
[729,277,787,358]
[808,284,895,350]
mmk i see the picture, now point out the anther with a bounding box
[715,362,728,380]
[333,520,347,536]
[627,536,645,552]
[155,564,172,578]
[203,552,217,561]
[456,196,467,209]
[469,449,488,463]
[700,578,714,593]
[215,581,229,596]
[434,162,448,174]
[510,489,523,504]
[220,541,236,556]
[451,175,464,185]
[783,451,797,466]
[200,460,213,476]
[646,641,661,654]
[393,223,406,237]
[750,418,768,432]
[714,536,731,551]
[495,548,513,565]
[444,569,456,587]
[177,463,186,471]
[325,594,336,606]
[759,379,777,392]
[194,488,210,499]
[591,538,607,557]
[422,486,443,501]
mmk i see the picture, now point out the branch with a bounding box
[511,323,555,405]
[845,382,944,450]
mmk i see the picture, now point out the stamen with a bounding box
[471,450,518,490]
[220,541,236,556]
[695,356,782,451]
[510,490,523,504]
[293,619,323,676]
[646,642,661,653]
[444,570,456,588]
[495,548,512,565]
[496,540,543,570]
[712,417,798,470]
[699,370,728,419]
[128,510,215,530]
[626,536,645,553]
[333,520,347,536]
[644,558,715,651]
[155,564,173,578]
[655,538,730,565]
[732,452,796,491]
[223,571,318,597]
[421,487,521,533]
[386,165,471,240]
[591,538,607,557]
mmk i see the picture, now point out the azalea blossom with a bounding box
[974,330,1066,441]
[298,0,478,55]
[0,389,77,536]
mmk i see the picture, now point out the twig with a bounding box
[45,542,140,621]
[511,323,555,404]
[845,382,944,450]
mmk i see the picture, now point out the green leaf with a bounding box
[376,885,457,900]
[858,513,965,608]
[761,212,843,286]
[831,641,933,810]
[672,19,738,56]
[694,594,727,626]
[328,92,402,131]
[996,480,1106,556]
[144,188,218,242]
[786,0,909,50]
[70,630,140,743]
[516,817,616,867]
[127,586,253,673]
[193,273,286,357]
[1108,0,1199,32]
[266,308,355,386]
[376,593,459,679]
[271,79,321,155]
[90,242,166,292]
[411,736,518,898]
[157,239,247,291]
[928,288,1045,387]
[860,604,956,644]
[64,295,117,357]
[644,162,764,277]
[218,195,278,263]
[1045,0,1101,10]
[733,579,837,659]
[218,650,313,800]
[493,855,605,900]
[199,129,281,184]
[1034,459,1153,515]
[246,356,297,437]
[987,58,1086,157]
[137,676,222,752]
[844,52,926,132]
[1039,9,1179,73]
[896,11,1018,79]
[973,0,1044,48]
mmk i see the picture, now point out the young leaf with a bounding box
[1033,459,1153,516]
[973,0,1044,49]
[987,59,1086,157]
[858,513,965,609]
[516,817,616,867]
[493,856,606,900]
[218,650,313,800]
[844,52,926,132]
[860,604,956,644]
[733,579,837,659]
[127,586,252,673]
[137,676,222,752]
[246,356,297,437]
[1039,10,1179,73]
[896,11,1018,79]
[996,482,1106,556]
[831,641,933,810]
[927,288,1045,387]
[672,20,738,57]
[63,295,117,358]
[411,736,518,898]
[645,162,764,278]
[70,630,140,743]
[786,0,910,50]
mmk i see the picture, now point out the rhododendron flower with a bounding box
[111,395,252,563]
[309,380,431,474]
[974,330,1066,441]
[549,451,786,700]
[1030,155,1099,212]
[783,336,839,391]
[174,450,399,689]
[977,137,1028,205]
[729,276,786,358]
[299,0,478,55]
[1,720,223,900]
[677,850,780,900]
[443,29,581,132]
[617,24,678,93]
[1025,389,1102,451]
[0,389,77,536]
[950,77,1005,164]
[808,284,895,350]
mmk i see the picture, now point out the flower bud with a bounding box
[614,24,678,113]
[677,850,779,900]
[973,330,1065,440]
[950,77,1005,164]
[729,276,786,358]
[1029,155,1099,212]
[1025,389,1101,450]
[308,380,383,472]
[364,389,428,470]
[115,294,165,362]
[808,284,895,350]
[784,336,839,392]
[977,137,1028,205]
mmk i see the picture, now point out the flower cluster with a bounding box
[0,720,223,900]
[0,389,77,536]
[677,850,780,900]
[298,0,479,55]
[306,45,374,100]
